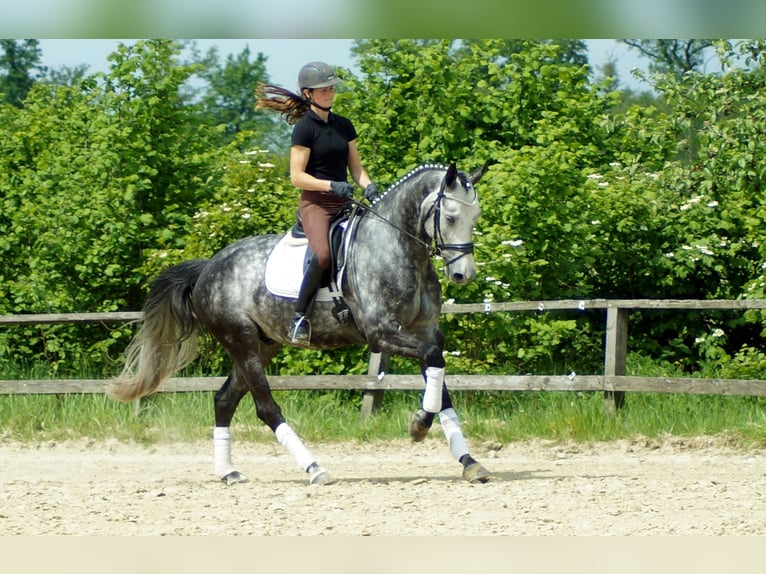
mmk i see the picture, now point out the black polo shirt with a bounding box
[291,109,358,183]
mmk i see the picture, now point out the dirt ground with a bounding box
[2,435,766,536]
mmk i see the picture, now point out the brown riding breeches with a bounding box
[298,192,346,269]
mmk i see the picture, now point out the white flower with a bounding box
[502,239,524,247]
[712,328,725,338]
[707,200,719,208]
[680,196,703,211]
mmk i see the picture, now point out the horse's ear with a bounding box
[469,161,489,185]
[445,163,458,187]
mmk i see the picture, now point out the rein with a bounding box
[351,200,438,256]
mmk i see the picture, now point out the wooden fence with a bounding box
[2,299,766,417]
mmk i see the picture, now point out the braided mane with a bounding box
[379,163,451,200]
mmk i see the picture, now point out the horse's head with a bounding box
[421,162,487,284]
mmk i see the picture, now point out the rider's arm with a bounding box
[347,140,372,190]
[290,145,333,192]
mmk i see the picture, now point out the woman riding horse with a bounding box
[256,61,381,343]
[110,61,492,485]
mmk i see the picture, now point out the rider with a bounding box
[257,62,380,343]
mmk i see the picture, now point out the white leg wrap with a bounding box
[422,366,444,413]
[439,408,470,462]
[275,423,315,472]
[213,426,236,478]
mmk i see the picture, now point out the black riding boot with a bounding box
[287,254,324,343]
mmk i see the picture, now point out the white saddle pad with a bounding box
[264,234,339,302]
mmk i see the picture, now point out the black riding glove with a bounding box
[364,182,380,203]
[329,181,355,200]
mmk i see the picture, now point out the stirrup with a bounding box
[288,314,311,343]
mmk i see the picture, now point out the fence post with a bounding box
[359,352,389,420]
[603,306,628,414]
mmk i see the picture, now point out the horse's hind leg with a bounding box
[218,338,335,486]
[212,371,251,485]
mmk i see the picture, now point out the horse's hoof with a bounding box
[309,467,337,486]
[409,409,433,442]
[463,462,493,484]
[221,470,249,485]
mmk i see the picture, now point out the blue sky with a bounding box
[36,39,654,93]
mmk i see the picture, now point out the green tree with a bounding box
[583,40,766,368]
[621,39,714,77]
[4,37,766,380]
[45,64,90,87]
[0,39,46,107]
[194,44,289,152]
[0,39,224,372]
[339,39,620,373]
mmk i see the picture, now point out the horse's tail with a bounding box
[108,259,208,403]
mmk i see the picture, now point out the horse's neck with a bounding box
[376,174,438,232]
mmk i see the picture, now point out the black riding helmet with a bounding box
[298,61,342,92]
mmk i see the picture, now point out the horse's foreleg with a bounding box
[438,400,493,483]
[412,377,494,484]
[409,368,449,440]
[368,325,491,481]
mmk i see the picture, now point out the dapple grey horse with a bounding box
[110,162,491,485]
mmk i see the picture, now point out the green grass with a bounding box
[2,388,766,448]
[2,352,766,447]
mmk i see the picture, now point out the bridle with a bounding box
[421,172,477,266]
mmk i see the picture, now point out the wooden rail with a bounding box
[2,299,766,417]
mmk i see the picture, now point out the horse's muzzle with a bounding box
[446,257,476,284]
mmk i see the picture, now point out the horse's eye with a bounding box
[445,215,455,225]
